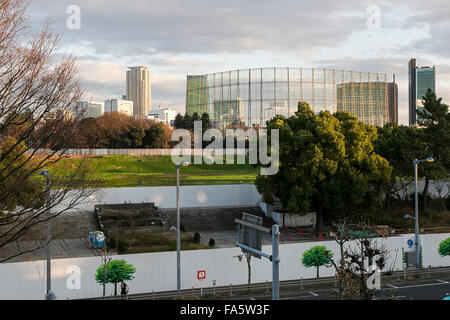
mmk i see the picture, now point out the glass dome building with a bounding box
[186,67,397,128]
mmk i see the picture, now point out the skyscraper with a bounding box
[126,66,151,117]
[409,59,436,125]
[387,80,398,124]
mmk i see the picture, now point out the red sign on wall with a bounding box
[197,270,206,280]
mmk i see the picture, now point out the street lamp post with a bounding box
[39,169,56,300]
[412,157,434,269]
[176,161,189,294]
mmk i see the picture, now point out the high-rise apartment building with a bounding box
[409,59,436,125]
[126,66,151,117]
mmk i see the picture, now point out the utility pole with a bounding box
[412,157,434,269]
[39,169,56,300]
[176,161,189,294]
[235,215,280,300]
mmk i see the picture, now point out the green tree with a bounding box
[302,245,333,278]
[174,113,185,129]
[201,112,211,131]
[95,259,136,295]
[416,89,450,208]
[374,123,425,207]
[184,114,193,131]
[124,123,145,148]
[143,122,172,148]
[255,102,392,233]
[438,238,450,257]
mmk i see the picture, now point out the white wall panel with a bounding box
[1,233,448,300]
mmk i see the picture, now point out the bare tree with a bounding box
[434,179,450,211]
[326,220,389,300]
[0,0,96,262]
[234,251,253,293]
[328,217,350,300]
[243,251,252,292]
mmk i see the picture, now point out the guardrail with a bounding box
[86,265,450,300]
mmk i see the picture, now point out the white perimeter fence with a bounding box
[1,232,449,300]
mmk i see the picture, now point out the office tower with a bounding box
[409,59,436,125]
[104,99,134,116]
[148,108,177,126]
[78,101,104,118]
[388,79,398,124]
[126,66,151,117]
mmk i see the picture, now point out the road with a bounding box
[243,278,450,300]
[89,267,450,300]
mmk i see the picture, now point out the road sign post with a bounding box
[235,213,280,300]
[271,224,280,300]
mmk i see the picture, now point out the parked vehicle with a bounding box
[89,231,106,249]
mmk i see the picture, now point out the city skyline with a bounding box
[27,0,450,125]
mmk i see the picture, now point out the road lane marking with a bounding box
[381,281,449,291]
[280,292,319,300]
[436,279,449,284]
[387,284,398,289]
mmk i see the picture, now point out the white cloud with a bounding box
[78,61,126,84]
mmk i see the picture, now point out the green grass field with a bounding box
[47,155,259,188]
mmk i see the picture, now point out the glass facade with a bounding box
[416,67,435,100]
[186,67,392,128]
[336,82,388,126]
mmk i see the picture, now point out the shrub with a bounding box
[208,238,215,247]
[422,208,438,219]
[117,240,128,253]
[108,236,116,250]
[170,239,177,251]
[409,192,432,210]
[193,232,201,244]
[438,238,450,257]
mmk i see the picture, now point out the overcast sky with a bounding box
[28,0,450,125]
